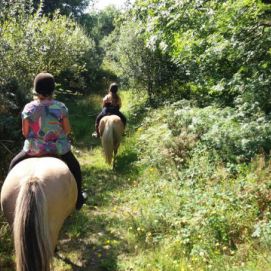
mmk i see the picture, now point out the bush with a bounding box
[0,12,94,96]
[124,100,271,269]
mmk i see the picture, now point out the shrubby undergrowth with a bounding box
[116,3,271,267]
[121,100,271,270]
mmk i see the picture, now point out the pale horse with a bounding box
[99,115,124,167]
[0,157,77,271]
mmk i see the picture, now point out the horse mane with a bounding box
[13,177,53,271]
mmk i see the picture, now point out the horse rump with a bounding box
[100,115,124,165]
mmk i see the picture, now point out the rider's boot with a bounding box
[92,124,100,138]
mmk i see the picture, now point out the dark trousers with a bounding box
[9,150,83,203]
[95,107,127,127]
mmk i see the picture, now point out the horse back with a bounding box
[99,115,124,136]
[1,157,77,240]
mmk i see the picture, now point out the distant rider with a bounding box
[92,82,127,138]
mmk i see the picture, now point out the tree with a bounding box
[80,6,120,43]
[132,0,271,109]
[78,6,122,91]
[33,0,91,17]
[103,21,181,103]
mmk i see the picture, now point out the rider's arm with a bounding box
[62,116,71,135]
[22,119,30,137]
[102,95,109,107]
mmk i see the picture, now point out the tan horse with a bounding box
[99,115,124,167]
[0,157,77,271]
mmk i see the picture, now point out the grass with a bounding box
[2,90,271,270]
[0,218,14,271]
[54,89,144,270]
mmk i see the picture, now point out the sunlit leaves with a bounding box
[0,12,94,97]
[132,0,271,108]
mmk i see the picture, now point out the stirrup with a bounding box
[92,131,99,138]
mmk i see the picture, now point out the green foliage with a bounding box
[121,100,271,270]
[0,218,13,270]
[103,21,181,103]
[81,6,121,44]
[79,6,121,90]
[32,0,90,17]
[0,0,35,22]
[0,113,22,177]
[137,101,271,175]
[129,0,271,108]
[1,12,94,93]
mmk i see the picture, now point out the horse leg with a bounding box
[112,152,116,170]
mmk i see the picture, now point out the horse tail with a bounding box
[13,177,53,271]
[102,121,114,164]
[113,123,123,151]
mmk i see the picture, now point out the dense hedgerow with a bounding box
[134,0,271,105]
[0,13,94,98]
[122,101,271,269]
[137,101,271,172]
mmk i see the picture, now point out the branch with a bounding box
[0,141,14,154]
[258,21,271,27]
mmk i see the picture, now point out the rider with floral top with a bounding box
[9,72,86,210]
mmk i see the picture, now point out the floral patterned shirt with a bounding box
[22,99,71,155]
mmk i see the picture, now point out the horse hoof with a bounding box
[92,132,100,138]
[76,192,88,210]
